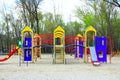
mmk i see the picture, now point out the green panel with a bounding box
[17,40,22,48]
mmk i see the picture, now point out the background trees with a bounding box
[16,0,43,33]
[103,0,120,8]
[0,0,120,52]
[75,1,120,49]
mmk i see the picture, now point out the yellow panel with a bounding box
[55,32,63,36]
[85,26,96,33]
[54,26,64,33]
[54,26,65,38]
[54,30,64,34]
[22,26,33,33]
[55,34,62,37]
[55,35,62,38]
[55,34,62,38]
[55,31,63,34]
[77,34,82,38]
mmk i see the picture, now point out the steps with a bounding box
[54,45,64,64]
[56,59,64,64]
[55,52,64,64]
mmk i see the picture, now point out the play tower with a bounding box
[53,26,66,64]
[21,26,34,62]
[75,34,84,59]
[84,26,96,63]
[33,34,41,60]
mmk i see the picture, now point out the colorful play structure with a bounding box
[74,26,107,66]
[75,34,84,59]
[21,26,34,63]
[53,26,66,64]
[20,26,42,65]
[33,34,41,59]
[84,26,106,65]
[0,25,115,66]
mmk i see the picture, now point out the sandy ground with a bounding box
[0,54,120,80]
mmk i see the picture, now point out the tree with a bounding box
[16,0,43,33]
[42,12,65,34]
[75,7,95,28]
[103,0,120,7]
[75,1,120,49]
[64,21,83,36]
[1,3,11,51]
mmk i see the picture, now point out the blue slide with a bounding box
[89,47,100,66]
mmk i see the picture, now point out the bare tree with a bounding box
[1,2,11,51]
[103,0,120,7]
[16,0,42,33]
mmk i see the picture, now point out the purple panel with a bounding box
[75,41,78,58]
[75,40,84,58]
[24,38,32,47]
[95,36,107,62]
[77,41,79,58]
[24,49,32,61]
[79,41,84,58]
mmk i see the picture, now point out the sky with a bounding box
[40,0,87,22]
[0,0,87,23]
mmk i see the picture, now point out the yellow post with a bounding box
[33,34,41,60]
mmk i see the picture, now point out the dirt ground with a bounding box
[0,54,120,80]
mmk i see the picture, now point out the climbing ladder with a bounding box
[55,45,64,63]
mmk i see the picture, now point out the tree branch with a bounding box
[103,0,120,7]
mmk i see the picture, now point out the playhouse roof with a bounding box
[54,26,64,33]
[22,26,33,33]
[85,26,96,33]
[54,26,65,38]
[77,34,82,38]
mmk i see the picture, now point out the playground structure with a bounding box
[53,26,66,64]
[21,26,35,63]
[0,25,116,66]
[19,26,114,65]
[33,34,41,60]
[84,26,97,63]
[83,26,101,66]
[83,26,108,65]
[75,34,84,59]
[73,26,113,66]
